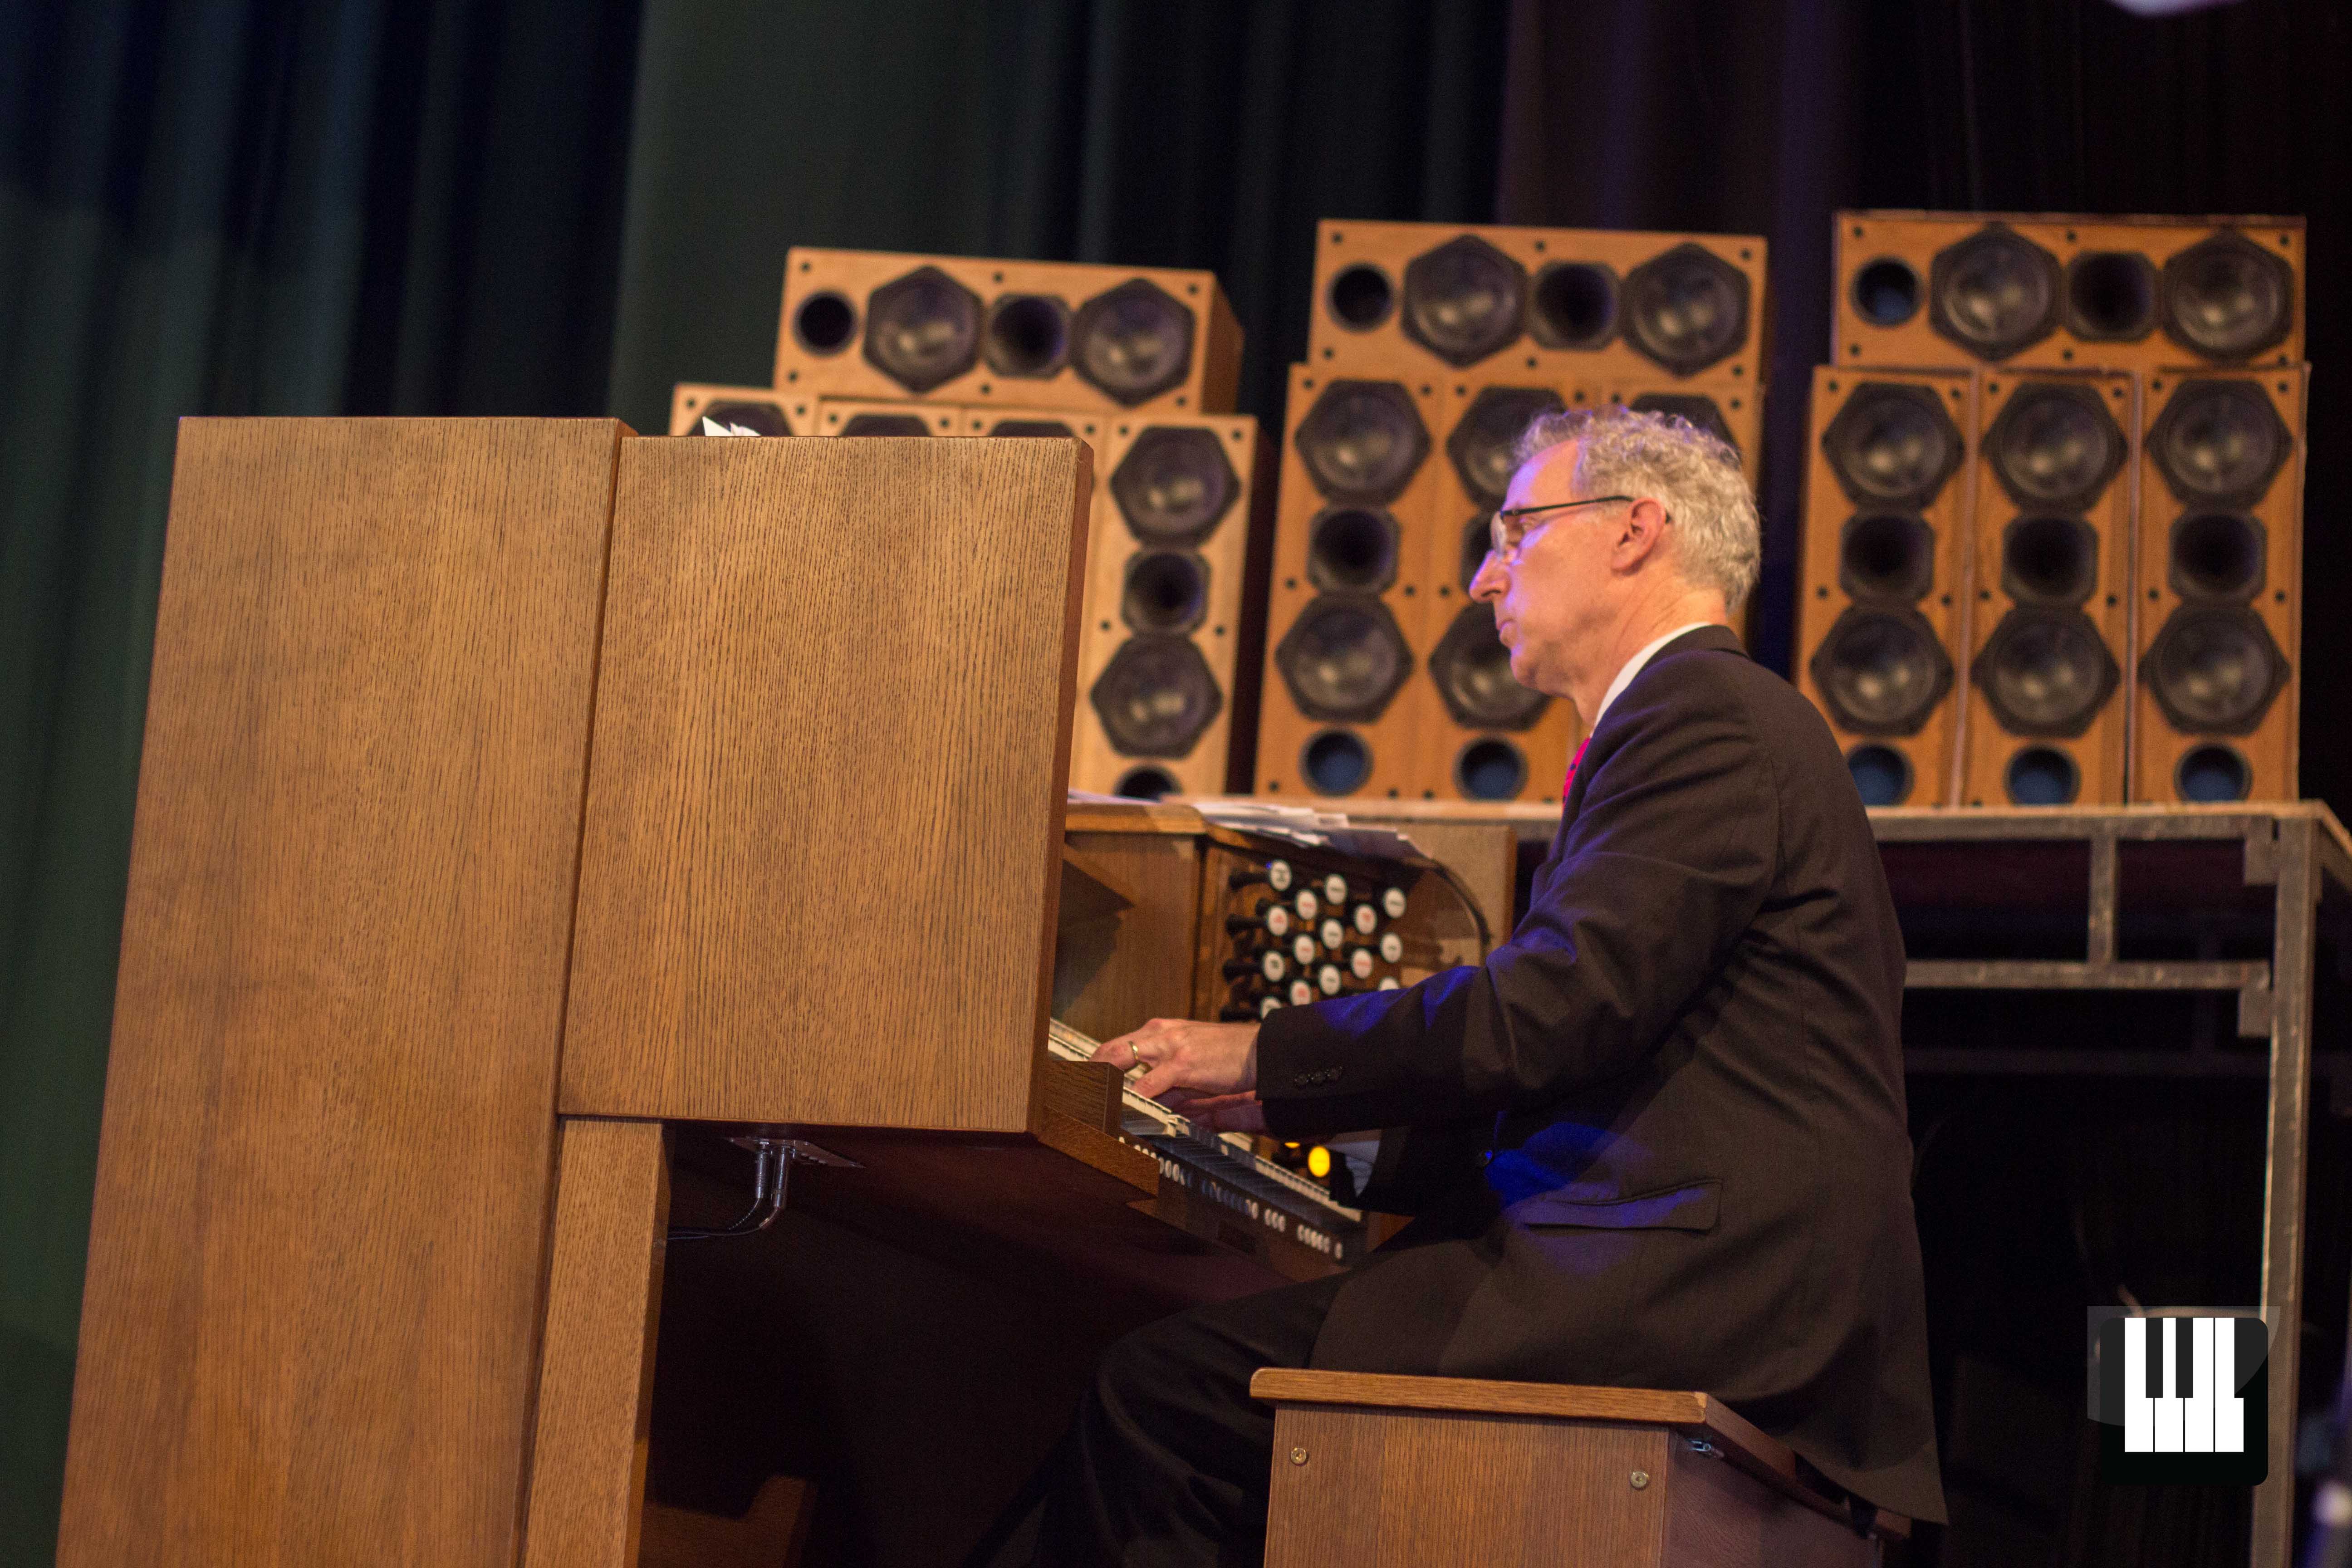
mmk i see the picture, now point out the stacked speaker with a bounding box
[1257,220,1768,803]
[1801,212,2307,804]
[672,250,1264,799]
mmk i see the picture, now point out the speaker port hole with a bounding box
[1302,730,1372,796]
[2176,744,2252,803]
[2004,746,2080,806]
[1530,262,1617,348]
[794,291,857,353]
[1327,264,1395,330]
[1852,259,1921,326]
[1454,738,1527,801]
[1115,764,1179,801]
[1845,745,1913,805]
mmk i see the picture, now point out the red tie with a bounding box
[1561,737,1589,801]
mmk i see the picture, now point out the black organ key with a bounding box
[2176,1316,2194,1398]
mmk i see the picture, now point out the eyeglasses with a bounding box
[1486,495,1639,564]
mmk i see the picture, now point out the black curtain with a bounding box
[1497,0,2352,816]
[606,0,1507,436]
[0,0,641,1556]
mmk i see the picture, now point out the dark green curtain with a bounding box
[607,0,1507,436]
[1,1,1505,1554]
[0,0,641,1556]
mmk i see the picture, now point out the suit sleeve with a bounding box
[1258,666,1778,1140]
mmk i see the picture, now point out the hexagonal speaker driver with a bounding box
[1622,244,1751,376]
[1401,235,1527,367]
[1448,388,1565,509]
[1275,595,1412,723]
[1984,382,2126,513]
[2140,605,2288,735]
[1429,603,1548,731]
[1090,635,1222,758]
[1971,608,2119,738]
[1822,383,1965,510]
[1628,393,1737,456]
[1808,605,1952,736]
[862,266,982,394]
[692,399,791,436]
[1294,379,1431,503]
[1928,225,2060,361]
[1110,426,1240,546]
[839,412,936,437]
[2149,378,2291,508]
[1072,279,1195,407]
[2161,232,2294,361]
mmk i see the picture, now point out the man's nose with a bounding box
[1468,549,1506,603]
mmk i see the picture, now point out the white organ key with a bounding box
[2215,1316,2245,1455]
[2154,1317,2184,1452]
[2185,1316,2215,1451]
[2124,1316,2153,1454]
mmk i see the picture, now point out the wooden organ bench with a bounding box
[1252,1370,1910,1568]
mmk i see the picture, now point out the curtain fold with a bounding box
[0,2,642,1556]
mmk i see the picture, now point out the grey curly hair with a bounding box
[1510,404,1760,610]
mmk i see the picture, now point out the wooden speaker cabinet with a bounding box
[1956,370,2139,807]
[776,248,1242,416]
[1795,367,1982,808]
[1305,219,1768,387]
[810,397,962,437]
[1071,410,1269,800]
[669,383,811,437]
[1834,211,2305,375]
[1255,363,1449,801]
[2131,365,2306,804]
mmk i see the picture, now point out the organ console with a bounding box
[54,420,1502,1568]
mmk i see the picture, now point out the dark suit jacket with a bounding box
[1257,625,1946,1524]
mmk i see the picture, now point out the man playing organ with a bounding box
[1044,404,1946,1564]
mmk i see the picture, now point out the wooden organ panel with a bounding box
[57,420,1506,1568]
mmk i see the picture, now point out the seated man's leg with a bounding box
[1035,1271,1348,1568]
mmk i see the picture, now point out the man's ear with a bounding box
[1613,497,1671,569]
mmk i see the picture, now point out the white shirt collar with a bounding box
[1588,622,1722,734]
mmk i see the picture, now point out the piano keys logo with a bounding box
[2091,1312,2267,1485]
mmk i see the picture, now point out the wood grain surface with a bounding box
[561,436,1091,1128]
[1660,1439,1875,1567]
[1250,1369,1908,1541]
[1263,1406,1666,1568]
[520,1119,671,1568]
[56,418,624,1568]
[1050,830,1205,1041]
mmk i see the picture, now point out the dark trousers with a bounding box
[977,1271,1350,1568]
